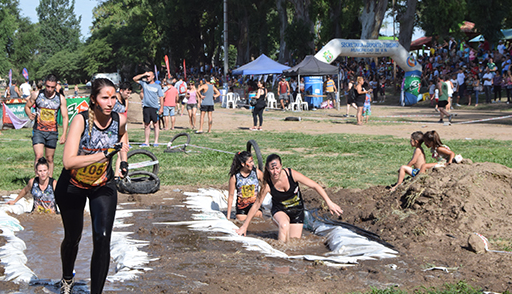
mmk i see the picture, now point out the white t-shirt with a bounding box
[457,72,465,85]
[20,83,31,96]
[497,44,505,55]
[483,73,493,86]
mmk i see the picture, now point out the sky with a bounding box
[18,1,424,43]
[18,0,95,39]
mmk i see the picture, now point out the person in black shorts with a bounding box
[236,154,343,242]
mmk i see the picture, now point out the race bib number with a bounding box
[75,161,108,186]
[241,184,255,199]
[40,108,56,122]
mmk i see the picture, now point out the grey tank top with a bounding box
[202,84,214,106]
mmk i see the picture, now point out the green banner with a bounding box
[57,96,89,126]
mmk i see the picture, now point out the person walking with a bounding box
[133,71,164,146]
[55,78,129,294]
[250,81,267,131]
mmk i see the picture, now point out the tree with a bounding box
[467,0,510,44]
[0,0,18,77]
[276,0,289,63]
[360,0,389,39]
[417,0,466,42]
[397,0,418,51]
[36,0,81,64]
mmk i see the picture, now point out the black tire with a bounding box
[284,116,301,121]
[127,149,159,175]
[118,171,160,194]
[246,139,263,171]
[164,132,191,153]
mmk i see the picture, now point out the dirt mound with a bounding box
[305,161,512,251]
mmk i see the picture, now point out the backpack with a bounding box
[179,82,187,94]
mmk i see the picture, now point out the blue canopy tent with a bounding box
[469,29,512,42]
[232,54,290,75]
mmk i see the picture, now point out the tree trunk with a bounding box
[332,1,343,38]
[236,9,250,66]
[289,0,314,54]
[398,0,417,51]
[360,0,389,39]
[276,0,289,63]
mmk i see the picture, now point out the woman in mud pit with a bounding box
[7,157,58,213]
[236,153,343,242]
[227,151,264,221]
[54,78,129,294]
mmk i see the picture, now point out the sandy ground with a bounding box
[1,95,511,293]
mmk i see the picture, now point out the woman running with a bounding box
[236,154,343,242]
[54,78,129,294]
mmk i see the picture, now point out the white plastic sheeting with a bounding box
[0,194,156,286]
[156,188,398,267]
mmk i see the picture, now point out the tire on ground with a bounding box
[117,171,160,194]
[165,132,191,153]
[127,149,159,175]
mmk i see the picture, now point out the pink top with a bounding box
[187,90,197,104]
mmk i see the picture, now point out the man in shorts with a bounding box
[133,71,164,147]
[278,77,290,110]
[324,75,337,108]
[196,76,220,133]
[162,79,178,130]
[24,73,69,177]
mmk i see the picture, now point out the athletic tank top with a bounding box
[34,90,62,132]
[202,84,214,106]
[269,168,304,213]
[235,168,259,210]
[69,111,119,189]
[279,82,287,94]
[325,80,335,92]
[31,177,57,213]
[112,98,126,114]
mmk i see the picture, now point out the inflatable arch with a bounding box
[314,39,422,106]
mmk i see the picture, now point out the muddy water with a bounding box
[15,213,116,280]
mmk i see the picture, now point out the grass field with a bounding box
[1,127,511,191]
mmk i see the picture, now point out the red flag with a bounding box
[183,59,187,82]
[165,55,170,78]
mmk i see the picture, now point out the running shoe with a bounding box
[153,143,159,147]
[60,278,74,294]
[438,119,444,123]
[456,103,461,107]
[448,114,453,123]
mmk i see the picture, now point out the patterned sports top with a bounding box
[112,98,126,114]
[431,144,451,163]
[31,177,58,213]
[235,168,259,210]
[69,111,120,189]
[34,90,62,132]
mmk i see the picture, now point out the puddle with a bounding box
[15,213,116,280]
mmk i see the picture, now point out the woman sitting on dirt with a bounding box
[7,157,58,213]
[227,151,263,221]
[419,130,455,174]
[390,131,426,192]
[235,154,343,242]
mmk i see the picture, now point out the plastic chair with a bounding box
[266,92,277,108]
[290,93,308,111]
[225,93,236,109]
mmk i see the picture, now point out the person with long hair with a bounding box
[227,151,264,220]
[54,78,129,294]
[250,81,267,131]
[354,76,372,125]
[7,157,58,213]
[419,130,455,174]
[236,154,343,242]
[186,82,198,129]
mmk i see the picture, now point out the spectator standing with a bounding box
[456,69,466,106]
[324,76,337,108]
[133,71,164,147]
[9,80,21,98]
[175,77,187,116]
[278,77,290,110]
[492,71,504,102]
[482,67,494,104]
[20,80,31,99]
[162,79,178,130]
[196,76,220,133]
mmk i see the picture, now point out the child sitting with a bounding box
[390,131,426,192]
[419,130,455,173]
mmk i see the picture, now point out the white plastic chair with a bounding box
[225,93,236,109]
[266,92,277,108]
[234,93,241,103]
[290,93,308,111]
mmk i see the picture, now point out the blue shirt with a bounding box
[138,81,163,108]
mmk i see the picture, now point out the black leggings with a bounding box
[55,170,117,294]
[252,107,264,127]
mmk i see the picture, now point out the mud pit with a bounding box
[2,161,511,293]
